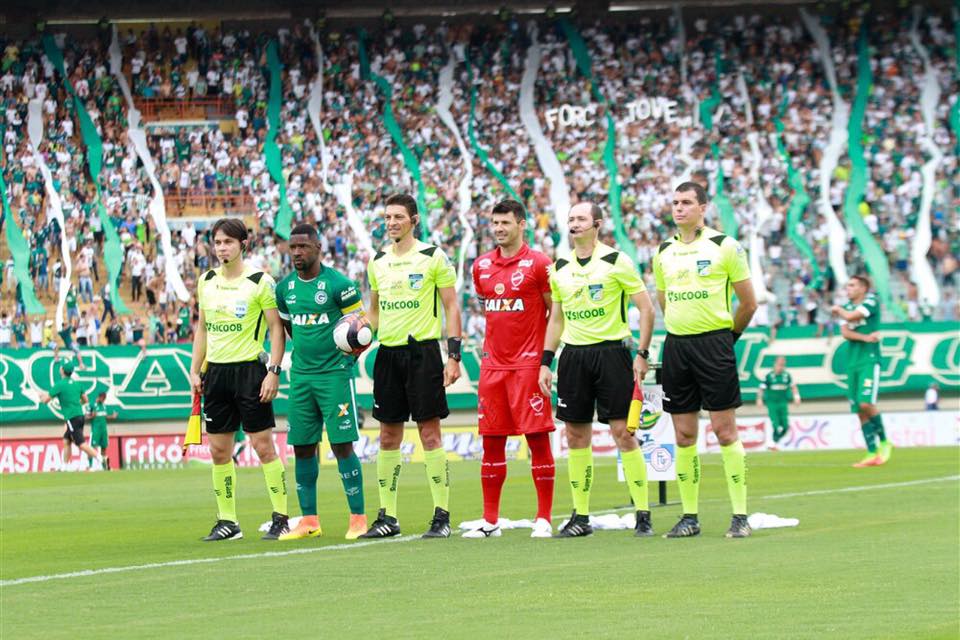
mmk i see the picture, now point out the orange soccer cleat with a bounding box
[345,514,368,540]
[278,516,323,541]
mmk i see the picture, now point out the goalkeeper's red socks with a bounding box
[527,431,554,522]
[480,435,508,524]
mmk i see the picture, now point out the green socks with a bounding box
[568,447,594,516]
[212,461,238,523]
[621,447,649,511]
[423,447,450,511]
[294,454,319,517]
[337,452,365,515]
[377,448,402,517]
[261,458,288,515]
[860,418,878,453]
[676,445,700,515]
[871,414,887,443]
[721,440,747,515]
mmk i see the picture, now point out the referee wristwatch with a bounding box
[637,349,650,360]
[266,364,282,375]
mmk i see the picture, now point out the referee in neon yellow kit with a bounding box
[190,218,289,541]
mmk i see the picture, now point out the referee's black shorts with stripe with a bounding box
[373,338,449,423]
[662,329,741,414]
[203,361,275,434]
[63,416,85,445]
[556,340,633,424]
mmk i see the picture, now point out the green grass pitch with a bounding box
[2,448,958,639]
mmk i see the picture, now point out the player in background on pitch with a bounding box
[85,390,117,470]
[39,359,101,470]
[275,224,368,540]
[757,356,800,450]
[360,193,462,539]
[539,202,655,538]
[464,200,556,539]
[831,275,893,467]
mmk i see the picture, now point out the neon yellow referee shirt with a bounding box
[652,226,751,336]
[197,266,278,363]
[549,242,646,345]
[367,240,456,347]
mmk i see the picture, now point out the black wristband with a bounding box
[447,337,462,361]
[732,331,742,343]
[541,350,555,367]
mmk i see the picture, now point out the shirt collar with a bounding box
[494,243,529,265]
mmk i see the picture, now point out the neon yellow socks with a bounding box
[568,447,594,515]
[676,445,700,515]
[423,447,450,511]
[377,448,402,517]
[721,440,747,515]
[621,447,649,511]
[261,458,287,515]
[212,461,237,523]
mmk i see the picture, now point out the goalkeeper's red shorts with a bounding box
[478,367,554,436]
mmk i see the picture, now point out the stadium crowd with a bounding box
[0,7,957,350]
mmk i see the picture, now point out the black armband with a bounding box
[447,337,462,361]
[541,350,555,367]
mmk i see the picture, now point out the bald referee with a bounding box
[190,218,289,541]
[653,182,757,539]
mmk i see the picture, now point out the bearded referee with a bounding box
[189,218,289,542]
[653,182,757,539]
[538,202,655,538]
[360,193,462,539]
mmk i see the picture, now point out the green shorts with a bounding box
[90,424,108,450]
[766,403,789,430]
[847,361,880,411]
[287,371,359,446]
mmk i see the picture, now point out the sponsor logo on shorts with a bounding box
[528,393,544,415]
[667,290,709,302]
[408,274,424,290]
[338,403,350,417]
[380,299,420,311]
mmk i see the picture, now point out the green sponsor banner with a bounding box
[1,323,956,423]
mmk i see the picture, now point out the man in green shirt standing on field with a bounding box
[757,356,800,450]
[275,223,368,541]
[38,360,102,470]
[85,390,117,469]
[831,275,893,467]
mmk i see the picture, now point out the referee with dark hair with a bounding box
[189,218,289,541]
[653,182,757,539]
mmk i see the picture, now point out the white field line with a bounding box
[3,475,957,587]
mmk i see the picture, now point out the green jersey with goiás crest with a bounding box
[841,293,881,367]
[276,266,363,374]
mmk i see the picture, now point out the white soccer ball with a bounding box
[333,314,374,355]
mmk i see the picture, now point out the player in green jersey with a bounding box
[275,224,368,541]
[652,182,757,539]
[538,202,655,538]
[189,218,288,541]
[756,357,800,450]
[831,275,892,467]
[38,359,100,470]
[85,390,117,470]
[360,193,462,539]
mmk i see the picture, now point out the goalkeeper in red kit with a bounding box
[463,200,556,539]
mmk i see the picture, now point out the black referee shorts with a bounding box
[373,339,449,423]
[556,340,633,424]
[662,329,742,414]
[203,361,275,434]
[63,416,85,445]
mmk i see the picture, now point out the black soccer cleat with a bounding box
[359,508,401,539]
[725,514,752,539]
[664,514,701,538]
[203,519,243,542]
[422,507,452,539]
[261,512,290,540]
[634,510,654,537]
[554,511,593,538]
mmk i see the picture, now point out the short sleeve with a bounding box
[722,238,751,282]
[336,276,362,313]
[471,261,481,296]
[857,296,878,318]
[548,267,561,299]
[275,281,289,320]
[433,249,456,289]
[50,380,63,399]
[613,252,645,295]
[652,253,665,291]
[257,273,278,311]
[366,257,379,292]
[538,254,552,294]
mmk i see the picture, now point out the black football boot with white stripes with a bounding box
[422,507,452,539]
[554,511,593,538]
[203,519,243,541]
[358,508,401,539]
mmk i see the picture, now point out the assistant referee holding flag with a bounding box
[653,182,757,539]
[190,218,289,541]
